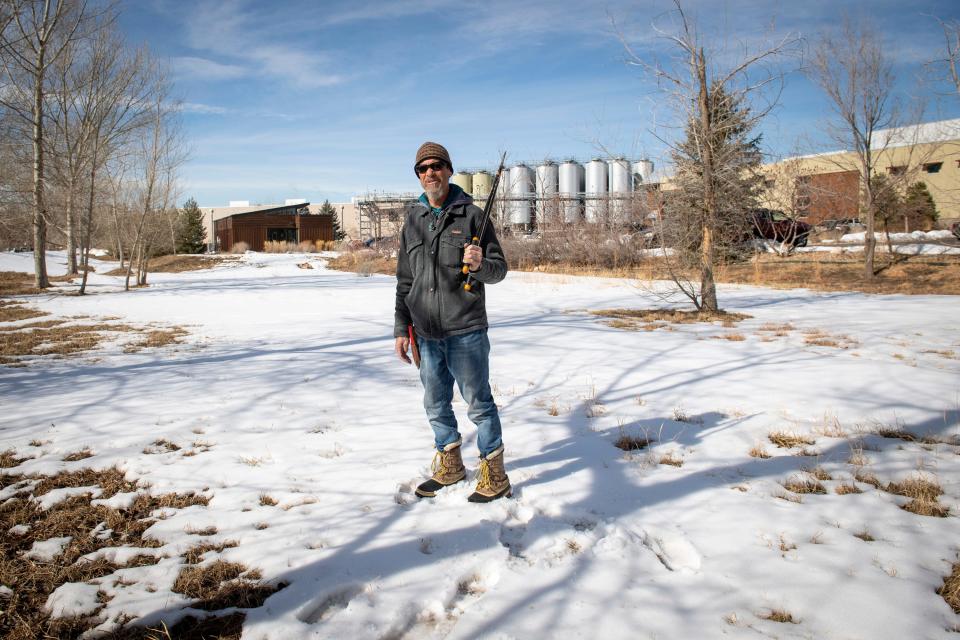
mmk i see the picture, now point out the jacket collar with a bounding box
[416,183,473,216]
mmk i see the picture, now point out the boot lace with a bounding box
[474,458,492,491]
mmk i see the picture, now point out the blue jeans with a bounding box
[417,329,503,457]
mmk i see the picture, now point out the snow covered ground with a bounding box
[2,250,959,639]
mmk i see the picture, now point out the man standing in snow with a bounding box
[394,142,511,503]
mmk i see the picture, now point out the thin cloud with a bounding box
[172,56,247,81]
[178,102,231,115]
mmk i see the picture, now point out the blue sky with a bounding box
[119,0,960,207]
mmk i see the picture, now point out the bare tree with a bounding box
[619,1,799,311]
[807,17,926,279]
[0,0,92,287]
[933,18,960,96]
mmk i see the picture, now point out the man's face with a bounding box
[417,158,452,200]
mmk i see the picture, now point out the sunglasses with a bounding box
[416,161,448,175]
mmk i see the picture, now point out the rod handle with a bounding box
[461,236,481,274]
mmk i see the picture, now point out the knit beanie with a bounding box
[414,142,452,175]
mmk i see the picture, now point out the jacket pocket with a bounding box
[406,238,424,277]
[439,236,465,268]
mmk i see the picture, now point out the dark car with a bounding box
[750,208,813,247]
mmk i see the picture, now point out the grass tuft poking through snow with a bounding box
[938,561,960,614]
[768,431,815,449]
[782,476,827,495]
[883,475,949,517]
[749,444,771,459]
[760,608,799,624]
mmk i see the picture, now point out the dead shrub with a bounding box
[884,475,949,517]
[614,433,652,451]
[748,444,771,459]
[835,482,863,495]
[229,241,250,254]
[782,476,826,495]
[768,431,815,449]
[938,561,960,614]
[759,609,798,623]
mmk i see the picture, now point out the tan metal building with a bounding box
[760,119,960,226]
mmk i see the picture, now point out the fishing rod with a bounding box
[463,151,508,292]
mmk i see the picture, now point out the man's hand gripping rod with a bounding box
[463,151,507,292]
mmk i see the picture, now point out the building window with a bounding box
[888,165,906,176]
[923,162,943,173]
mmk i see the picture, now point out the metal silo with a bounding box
[452,171,473,196]
[585,158,608,223]
[472,170,493,199]
[509,164,534,227]
[608,157,631,224]
[535,160,559,225]
[631,159,655,187]
[558,160,583,223]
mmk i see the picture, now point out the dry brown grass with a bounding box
[835,482,863,495]
[884,475,949,517]
[759,608,798,623]
[874,427,917,442]
[171,560,286,611]
[0,271,43,296]
[0,300,48,322]
[782,477,827,494]
[0,449,27,468]
[183,541,240,565]
[659,452,684,467]
[768,431,816,449]
[854,529,875,542]
[614,433,652,451]
[185,525,219,536]
[591,307,751,331]
[123,327,188,353]
[326,251,397,276]
[939,561,960,614]
[853,469,882,488]
[259,494,279,507]
[802,329,859,349]
[63,448,94,461]
[104,254,235,276]
[0,467,215,639]
[749,444,772,459]
[803,466,833,481]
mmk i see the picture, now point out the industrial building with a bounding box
[201,201,334,252]
[759,119,960,227]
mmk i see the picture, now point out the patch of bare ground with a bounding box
[183,541,240,565]
[122,327,188,353]
[0,300,48,322]
[0,467,213,639]
[757,322,795,336]
[802,328,859,349]
[326,251,397,276]
[939,561,960,614]
[883,475,949,517]
[0,316,189,366]
[103,612,246,640]
[768,431,816,449]
[172,560,287,611]
[103,254,237,276]
[759,608,798,624]
[591,308,751,331]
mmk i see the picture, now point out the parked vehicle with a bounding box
[749,208,813,247]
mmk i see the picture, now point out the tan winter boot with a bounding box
[468,446,511,503]
[416,439,467,498]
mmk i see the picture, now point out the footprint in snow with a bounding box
[298,583,366,624]
[640,526,702,573]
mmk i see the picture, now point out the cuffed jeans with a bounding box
[417,329,503,457]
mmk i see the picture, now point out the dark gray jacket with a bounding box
[394,184,507,340]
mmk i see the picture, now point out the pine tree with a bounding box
[175,198,207,254]
[901,182,938,231]
[870,174,902,233]
[320,199,345,241]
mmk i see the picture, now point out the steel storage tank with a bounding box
[558,160,583,223]
[509,164,534,226]
[535,161,559,225]
[472,170,493,199]
[608,157,632,223]
[585,158,608,223]
[631,159,655,187]
[451,172,473,196]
